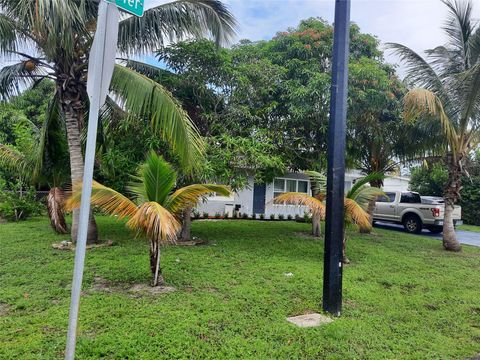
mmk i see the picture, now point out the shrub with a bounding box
[259,214,265,220]
[251,213,256,220]
[242,212,249,219]
[0,183,42,221]
[224,212,229,219]
[278,214,285,220]
[270,214,275,220]
[214,212,221,219]
[287,214,293,220]
[203,212,209,219]
[295,214,300,221]
[232,211,238,219]
[193,210,200,219]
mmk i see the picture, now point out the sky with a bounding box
[151,0,480,77]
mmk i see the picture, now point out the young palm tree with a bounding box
[387,0,480,251]
[67,152,231,286]
[273,174,384,263]
[0,0,236,243]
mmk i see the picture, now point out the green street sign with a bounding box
[105,0,144,17]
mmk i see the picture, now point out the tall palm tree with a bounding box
[388,0,480,251]
[273,174,384,263]
[0,0,236,243]
[67,152,230,286]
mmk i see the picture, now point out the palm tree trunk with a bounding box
[312,212,321,237]
[46,187,68,234]
[179,208,192,242]
[62,103,98,244]
[443,155,462,252]
[150,240,164,287]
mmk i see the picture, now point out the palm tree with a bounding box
[0,0,236,243]
[273,174,384,263]
[387,0,480,251]
[67,152,230,286]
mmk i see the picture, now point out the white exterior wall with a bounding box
[195,171,411,217]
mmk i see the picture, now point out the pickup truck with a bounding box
[372,191,463,234]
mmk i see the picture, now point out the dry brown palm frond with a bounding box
[127,202,181,244]
[272,192,326,218]
[46,187,68,234]
[66,181,138,220]
[165,184,231,215]
[344,198,371,231]
[403,88,459,152]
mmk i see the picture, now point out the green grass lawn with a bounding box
[1,217,479,359]
[458,224,480,233]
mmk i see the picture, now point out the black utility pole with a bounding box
[323,0,351,316]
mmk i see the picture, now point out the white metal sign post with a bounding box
[65,2,119,359]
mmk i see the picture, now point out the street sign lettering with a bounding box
[105,0,144,17]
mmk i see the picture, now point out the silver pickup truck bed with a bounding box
[373,191,462,234]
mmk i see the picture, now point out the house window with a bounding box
[298,180,308,193]
[273,178,309,198]
[274,179,285,198]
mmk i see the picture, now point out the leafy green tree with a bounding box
[409,163,448,197]
[0,0,236,243]
[388,0,480,251]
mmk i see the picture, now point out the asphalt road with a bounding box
[374,221,480,248]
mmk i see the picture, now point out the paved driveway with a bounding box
[374,222,480,247]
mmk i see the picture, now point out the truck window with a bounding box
[400,192,421,204]
[377,192,396,203]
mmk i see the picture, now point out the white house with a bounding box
[196,171,410,218]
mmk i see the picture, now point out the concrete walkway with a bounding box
[374,222,480,248]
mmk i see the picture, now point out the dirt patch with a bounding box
[90,276,117,293]
[293,232,323,239]
[52,240,113,251]
[0,303,11,316]
[175,239,207,246]
[128,283,176,295]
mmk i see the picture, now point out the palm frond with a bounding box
[467,26,480,66]
[127,201,181,244]
[352,186,386,211]
[403,88,459,151]
[272,192,326,218]
[66,180,138,220]
[165,183,231,214]
[123,59,172,79]
[441,0,473,69]
[347,172,385,200]
[386,43,447,96]
[344,198,371,231]
[0,61,48,99]
[132,152,177,205]
[110,65,204,171]
[117,0,237,54]
[458,63,480,133]
[46,187,68,234]
[33,96,61,181]
[0,144,31,178]
[304,170,326,195]
[0,13,23,54]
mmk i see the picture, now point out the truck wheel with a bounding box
[403,214,422,234]
[427,226,443,234]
